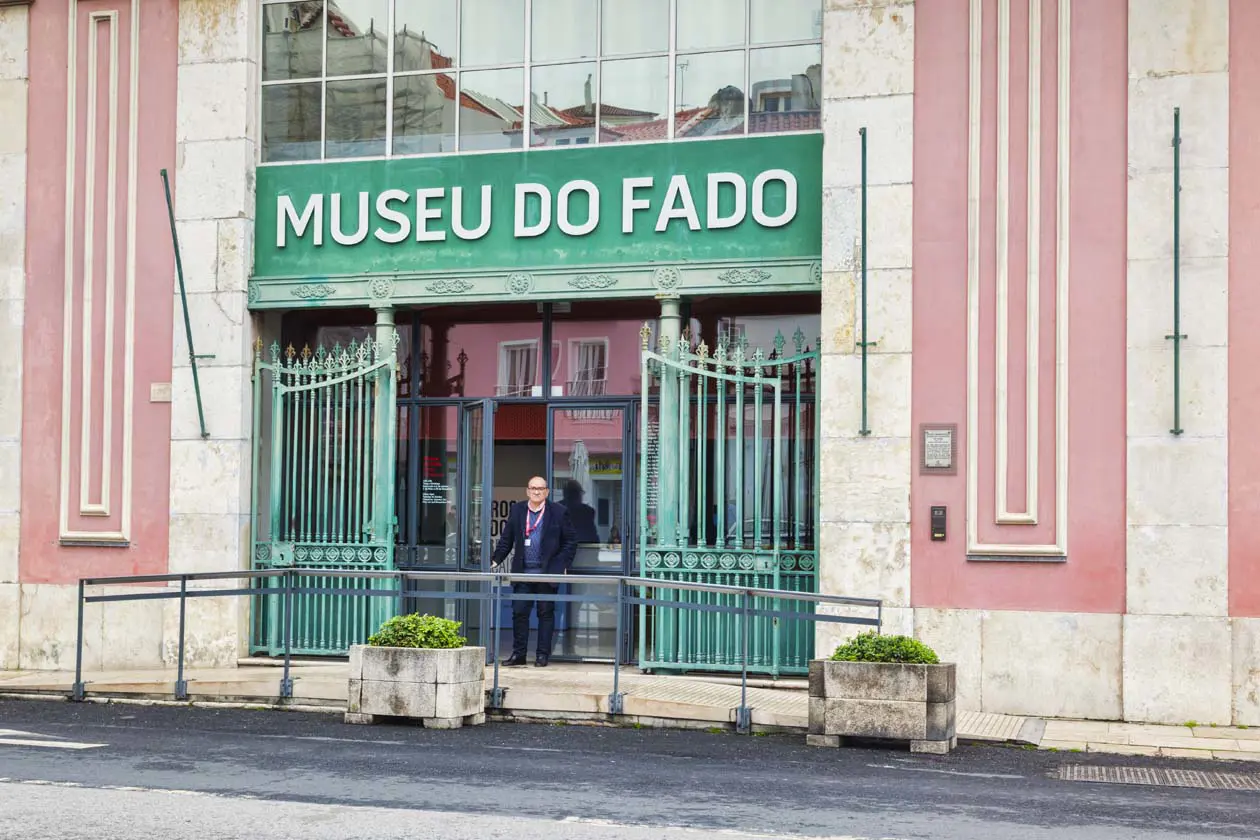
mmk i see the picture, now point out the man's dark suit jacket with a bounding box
[491,501,578,575]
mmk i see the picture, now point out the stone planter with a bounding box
[807,659,957,754]
[345,645,486,729]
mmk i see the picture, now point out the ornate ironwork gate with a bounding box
[638,327,819,676]
[250,336,399,656]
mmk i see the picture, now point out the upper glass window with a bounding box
[260,0,822,163]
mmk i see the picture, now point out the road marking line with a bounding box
[865,762,1024,779]
[0,729,69,739]
[0,737,106,750]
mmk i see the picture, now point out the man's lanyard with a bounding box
[525,504,545,539]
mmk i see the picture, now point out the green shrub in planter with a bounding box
[829,631,939,665]
[368,613,466,649]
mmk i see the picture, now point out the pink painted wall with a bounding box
[1229,0,1260,617]
[910,0,1127,611]
[21,0,177,583]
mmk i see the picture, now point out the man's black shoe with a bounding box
[534,655,549,667]
[504,654,528,667]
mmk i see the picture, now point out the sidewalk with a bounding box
[2,662,1257,761]
[1041,719,1260,762]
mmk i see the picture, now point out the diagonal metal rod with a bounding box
[160,169,209,439]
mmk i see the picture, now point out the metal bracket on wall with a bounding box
[1166,109,1186,436]
[857,127,877,436]
[160,169,213,439]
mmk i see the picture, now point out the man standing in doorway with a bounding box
[492,476,578,667]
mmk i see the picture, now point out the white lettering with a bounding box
[415,187,446,242]
[277,194,323,248]
[654,175,700,232]
[374,189,411,244]
[621,177,653,234]
[452,185,492,240]
[556,180,599,236]
[515,183,551,237]
[330,192,370,246]
[751,169,797,228]
[706,172,746,230]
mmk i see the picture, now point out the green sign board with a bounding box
[253,134,822,279]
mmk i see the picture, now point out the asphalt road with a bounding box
[0,699,1258,839]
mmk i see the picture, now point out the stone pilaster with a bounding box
[165,0,259,666]
[0,3,29,669]
[818,0,916,651]
[1124,0,1232,724]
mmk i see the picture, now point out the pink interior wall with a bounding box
[20,0,177,584]
[1229,0,1260,617]
[910,0,1127,612]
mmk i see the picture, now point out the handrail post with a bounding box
[489,571,503,709]
[858,126,875,437]
[609,579,625,715]
[736,589,753,734]
[1167,107,1185,436]
[72,579,86,701]
[175,576,189,700]
[280,571,294,699]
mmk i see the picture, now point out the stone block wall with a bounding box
[1124,0,1233,725]
[817,0,917,654]
[165,0,260,666]
[0,3,28,670]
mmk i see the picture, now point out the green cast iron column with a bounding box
[373,306,397,552]
[657,295,682,546]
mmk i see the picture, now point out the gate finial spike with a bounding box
[269,341,281,363]
[254,336,263,357]
[285,343,297,361]
[774,330,786,355]
[793,327,806,354]
[697,340,709,359]
[640,321,652,349]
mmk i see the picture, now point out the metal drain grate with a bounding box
[1059,764,1260,791]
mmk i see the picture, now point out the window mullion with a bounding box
[667,0,676,140]
[453,0,462,151]
[594,0,602,144]
[743,0,752,134]
[385,0,395,158]
[523,0,533,148]
[320,1,328,159]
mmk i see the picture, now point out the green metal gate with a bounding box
[250,335,399,656]
[638,327,820,676]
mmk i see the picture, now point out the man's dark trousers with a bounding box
[511,581,559,659]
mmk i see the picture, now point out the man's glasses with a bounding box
[528,485,548,491]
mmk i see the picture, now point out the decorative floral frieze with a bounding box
[718,268,771,286]
[291,283,336,299]
[568,274,617,291]
[426,279,474,295]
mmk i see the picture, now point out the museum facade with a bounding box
[0,0,1258,726]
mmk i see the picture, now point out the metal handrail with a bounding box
[71,569,883,733]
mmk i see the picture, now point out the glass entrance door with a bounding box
[547,402,634,661]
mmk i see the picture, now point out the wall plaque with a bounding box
[919,423,957,475]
